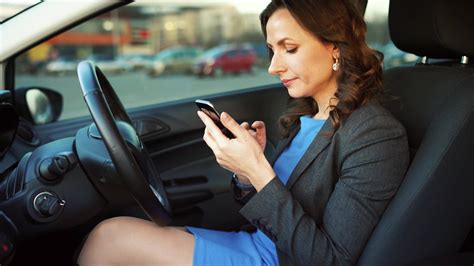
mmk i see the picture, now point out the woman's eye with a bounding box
[286,47,297,53]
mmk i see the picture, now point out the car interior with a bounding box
[358,0,474,265]
[0,0,473,265]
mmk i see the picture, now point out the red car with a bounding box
[194,45,256,77]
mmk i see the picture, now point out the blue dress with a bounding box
[187,116,326,265]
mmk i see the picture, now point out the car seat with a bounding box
[358,0,474,265]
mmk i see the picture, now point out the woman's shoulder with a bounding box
[340,100,406,136]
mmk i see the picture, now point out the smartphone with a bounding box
[195,99,235,138]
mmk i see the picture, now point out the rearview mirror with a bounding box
[15,87,63,125]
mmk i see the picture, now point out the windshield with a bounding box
[0,0,41,23]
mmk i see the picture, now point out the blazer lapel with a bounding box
[269,126,299,165]
[286,119,334,190]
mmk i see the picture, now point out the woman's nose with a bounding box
[268,54,285,75]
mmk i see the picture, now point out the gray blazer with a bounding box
[235,102,409,265]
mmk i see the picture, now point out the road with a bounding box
[16,69,278,120]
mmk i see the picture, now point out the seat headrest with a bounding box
[389,0,474,59]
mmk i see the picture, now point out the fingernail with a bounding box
[221,112,228,121]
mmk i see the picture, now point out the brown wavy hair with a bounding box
[260,0,384,137]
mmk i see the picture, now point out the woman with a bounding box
[78,0,409,265]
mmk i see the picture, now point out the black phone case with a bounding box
[195,100,235,138]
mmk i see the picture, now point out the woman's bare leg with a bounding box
[77,216,194,265]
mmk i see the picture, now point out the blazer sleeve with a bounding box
[239,114,409,265]
[230,175,257,205]
[230,141,281,205]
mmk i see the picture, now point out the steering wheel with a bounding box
[77,61,171,225]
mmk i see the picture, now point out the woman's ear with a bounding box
[332,45,340,59]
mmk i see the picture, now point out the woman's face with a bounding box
[266,8,338,101]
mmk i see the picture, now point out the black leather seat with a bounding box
[358,0,474,265]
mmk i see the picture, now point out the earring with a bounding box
[332,58,339,71]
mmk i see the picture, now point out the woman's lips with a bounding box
[281,78,297,87]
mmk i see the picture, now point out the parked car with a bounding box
[147,47,202,76]
[45,56,78,76]
[118,53,154,71]
[193,44,256,77]
[86,54,131,74]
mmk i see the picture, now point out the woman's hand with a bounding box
[197,111,275,191]
[240,121,266,152]
[236,121,266,185]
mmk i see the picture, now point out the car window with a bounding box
[364,0,419,69]
[227,50,239,57]
[200,46,225,59]
[13,0,415,122]
[14,1,275,121]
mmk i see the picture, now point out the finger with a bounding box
[220,112,247,139]
[251,121,266,149]
[251,121,265,130]
[247,128,257,137]
[252,121,266,136]
[204,127,217,143]
[240,122,250,130]
[242,122,257,137]
[202,127,219,152]
[243,122,257,136]
[197,111,226,139]
[198,111,231,147]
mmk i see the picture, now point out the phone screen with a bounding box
[195,99,234,138]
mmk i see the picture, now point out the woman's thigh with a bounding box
[78,216,194,265]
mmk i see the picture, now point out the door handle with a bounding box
[132,118,168,137]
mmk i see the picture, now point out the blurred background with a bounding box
[3,0,418,120]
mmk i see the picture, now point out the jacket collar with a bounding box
[270,127,298,165]
[271,118,334,190]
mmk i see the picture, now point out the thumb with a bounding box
[220,112,245,139]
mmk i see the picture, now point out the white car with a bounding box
[147,47,203,76]
[86,55,132,74]
[45,57,78,76]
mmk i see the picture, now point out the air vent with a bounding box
[17,122,40,146]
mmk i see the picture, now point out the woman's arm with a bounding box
[197,110,271,204]
[230,174,257,204]
[239,114,409,265]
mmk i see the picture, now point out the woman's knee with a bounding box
[89,216,134,243]
[78,216,146,264]
[79,216,193,265]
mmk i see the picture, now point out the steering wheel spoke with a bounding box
[77,61,171,225]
